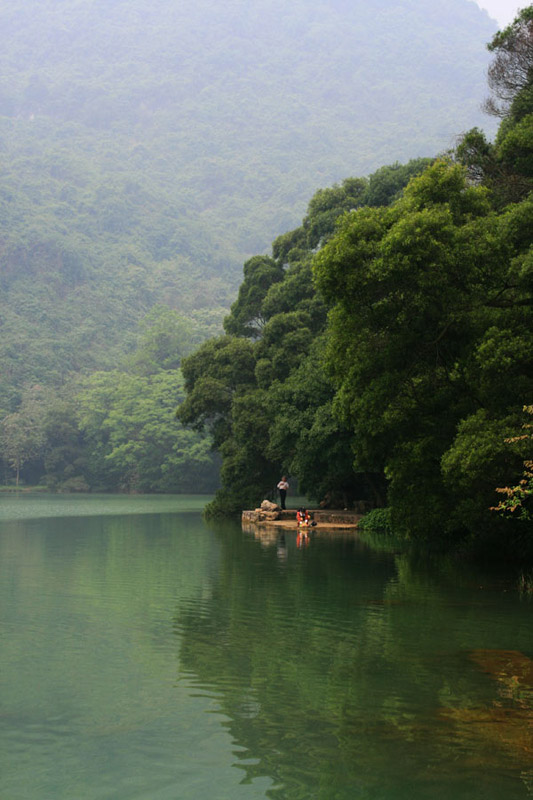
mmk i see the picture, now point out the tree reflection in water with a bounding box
[174,525,533,799]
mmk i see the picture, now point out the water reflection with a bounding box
[176,523,533,799]
[242,521,311,556]
[1,503,532,799]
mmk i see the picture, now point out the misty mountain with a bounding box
[0,0,497,407]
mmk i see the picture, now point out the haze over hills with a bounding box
[0,0,499,407]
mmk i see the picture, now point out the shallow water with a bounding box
[0,495,531,799]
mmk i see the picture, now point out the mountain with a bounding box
[0,0,498,408]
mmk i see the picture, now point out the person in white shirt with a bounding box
[277,476,289,509]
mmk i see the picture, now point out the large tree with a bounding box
[314,158,533,546]
[483,6,533,119]
[457,6,533,204]
[178,161,430,515]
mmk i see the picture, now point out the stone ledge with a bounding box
[242,509,281,523]
[242,508,363,527]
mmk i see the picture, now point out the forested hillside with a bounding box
[0,0,497,411]
[179,7,533,560]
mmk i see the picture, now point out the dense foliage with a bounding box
[315,159,533,549]
[0,0,496,414]
[180,8,533,560]
[3,1,526,510]
[178,160,432,514]
[0,308,221,493]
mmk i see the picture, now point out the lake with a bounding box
[1,494,531,799]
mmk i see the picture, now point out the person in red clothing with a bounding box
[296,529,309,548]
[296,507,310,526]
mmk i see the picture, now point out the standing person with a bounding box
[277,476,289,509]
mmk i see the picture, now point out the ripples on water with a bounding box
[0,496,532,799]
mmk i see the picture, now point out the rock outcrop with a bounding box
[242,500,281,522]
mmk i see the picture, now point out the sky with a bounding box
[474,0,522,27]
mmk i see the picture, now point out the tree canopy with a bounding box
[4,2,532,535]
[314,159,533,544]
[0,309,221,493]
[178,7,533,560]
[178,159,431,515]
[0,0,497,413]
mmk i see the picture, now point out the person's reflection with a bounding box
[276,532,287,562]
[296,530,309,548]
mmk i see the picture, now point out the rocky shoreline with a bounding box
[242,500,363,529]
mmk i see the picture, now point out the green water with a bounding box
[1,495,531,799]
